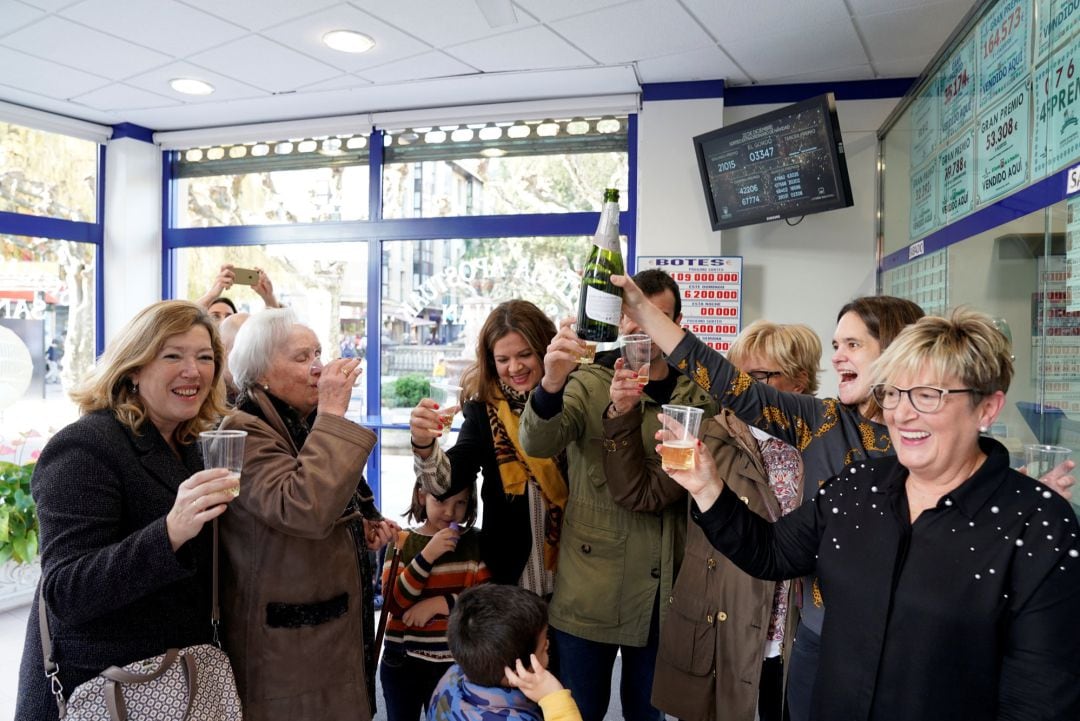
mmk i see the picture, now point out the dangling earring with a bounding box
[131,381,139,395]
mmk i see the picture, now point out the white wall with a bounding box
[635,96,900,397]
[102,137,161,342]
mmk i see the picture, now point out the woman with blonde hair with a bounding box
[663,309,1080,720]
[17,300,241,721]
[603,320,821,721]
[409,299,569,594]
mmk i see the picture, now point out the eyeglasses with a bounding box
[747,370,783,383]
[871,384,977,414]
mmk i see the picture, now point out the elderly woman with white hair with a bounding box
[219,308,396,721]
[662,309,1080,721]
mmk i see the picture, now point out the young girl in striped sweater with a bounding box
[381,474,491,721]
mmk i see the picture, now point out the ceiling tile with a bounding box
[768,62,876,85]
[552,0,714,64]
[683,0,853,42]
[70,82,179,111]
[448,25,593,72]
[298,74,373,92]
[723,25,869,82]
[124,61,266,102]
[16,0,80,10]
[358,51,478,85]
[179,0,339,32]
[348,0,534,47]
[0,1,45,36]
[60,0,248,56]
[874,57,937,78]
[859,3,973,65]
[1,16,171,79]
[635,46,746,84]
[187,36,342,92]
[0,82,113,123]
[849,0,974,16]
[0,43,109,97]
[261,4,431,72]
[513,0,625,23]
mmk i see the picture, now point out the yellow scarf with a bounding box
[488,393,568,570]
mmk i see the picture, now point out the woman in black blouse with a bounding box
[408,300,568,594]
[661,309,1080,721]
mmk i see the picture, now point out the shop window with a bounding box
[381,117,629,217]
[0,122,97,222]
[174,134,370,227]
[0,235,96,441]
[172,242,369,413]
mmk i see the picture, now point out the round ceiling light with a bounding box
[323,30,376,53]
[169,78,215,96]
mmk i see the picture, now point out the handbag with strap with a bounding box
[38,520,243,721]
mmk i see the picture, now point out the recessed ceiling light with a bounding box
[323,29,375,54]
[480,147,506,158]
[170,78,214,96]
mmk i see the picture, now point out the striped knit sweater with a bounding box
[381,527,491,662]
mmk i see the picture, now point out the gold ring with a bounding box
[342,366,350,376]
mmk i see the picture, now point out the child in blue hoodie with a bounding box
[428,585,581,721]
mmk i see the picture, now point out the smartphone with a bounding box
[232,267,259,286]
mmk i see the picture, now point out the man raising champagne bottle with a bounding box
[520,268,716,721]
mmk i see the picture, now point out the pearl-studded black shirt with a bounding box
[692,437,1080,721]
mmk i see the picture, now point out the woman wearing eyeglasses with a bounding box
[659,309,1080,721]
[612,276,1080,718]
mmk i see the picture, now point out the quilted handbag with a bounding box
[39,521,242,721]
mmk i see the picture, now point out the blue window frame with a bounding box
[161,118,638,505]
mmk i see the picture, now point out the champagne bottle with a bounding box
[576,188,624,343]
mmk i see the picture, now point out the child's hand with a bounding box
[504,654,563,702]
[401,596,447,627]
[420,526,460,563]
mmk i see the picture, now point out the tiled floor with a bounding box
[1,603,30,720]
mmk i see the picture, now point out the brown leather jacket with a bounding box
[602,408,800,721]
[219,389,378,721]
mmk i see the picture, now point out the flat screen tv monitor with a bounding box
[693,92,854,231]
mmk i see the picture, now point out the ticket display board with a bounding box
[905,0,1048,241]
[636,256,742,353]
[693,94,853,231]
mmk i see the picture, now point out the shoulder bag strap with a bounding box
[38,591,67,718]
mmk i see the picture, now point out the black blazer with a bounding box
[16,411,215,721]
[450,400,533,585]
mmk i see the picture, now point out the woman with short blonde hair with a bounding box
[664,308,1080,720]
[728,320,823,395]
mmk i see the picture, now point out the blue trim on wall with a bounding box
[0,210,100,243]
[880,167,1070,271]
[111,122,155,144]
[365,129,384,508]
[163,212,626,248]
[641,80,725,101]
[96,144,107,355]
[627,113,639,273]
[724,78,916,106]
[161,150,175,299]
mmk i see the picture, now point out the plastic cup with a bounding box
[621,333,652,386]
[431,383,463,446]
[198,430,247,497]
[1023,444,1073,479]
[576,340,598,365]
[660,404,704,471]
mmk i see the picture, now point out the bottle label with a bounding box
[592,202,621,251]
[584,286,622,325]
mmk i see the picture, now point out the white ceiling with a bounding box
[0,0,978,132]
